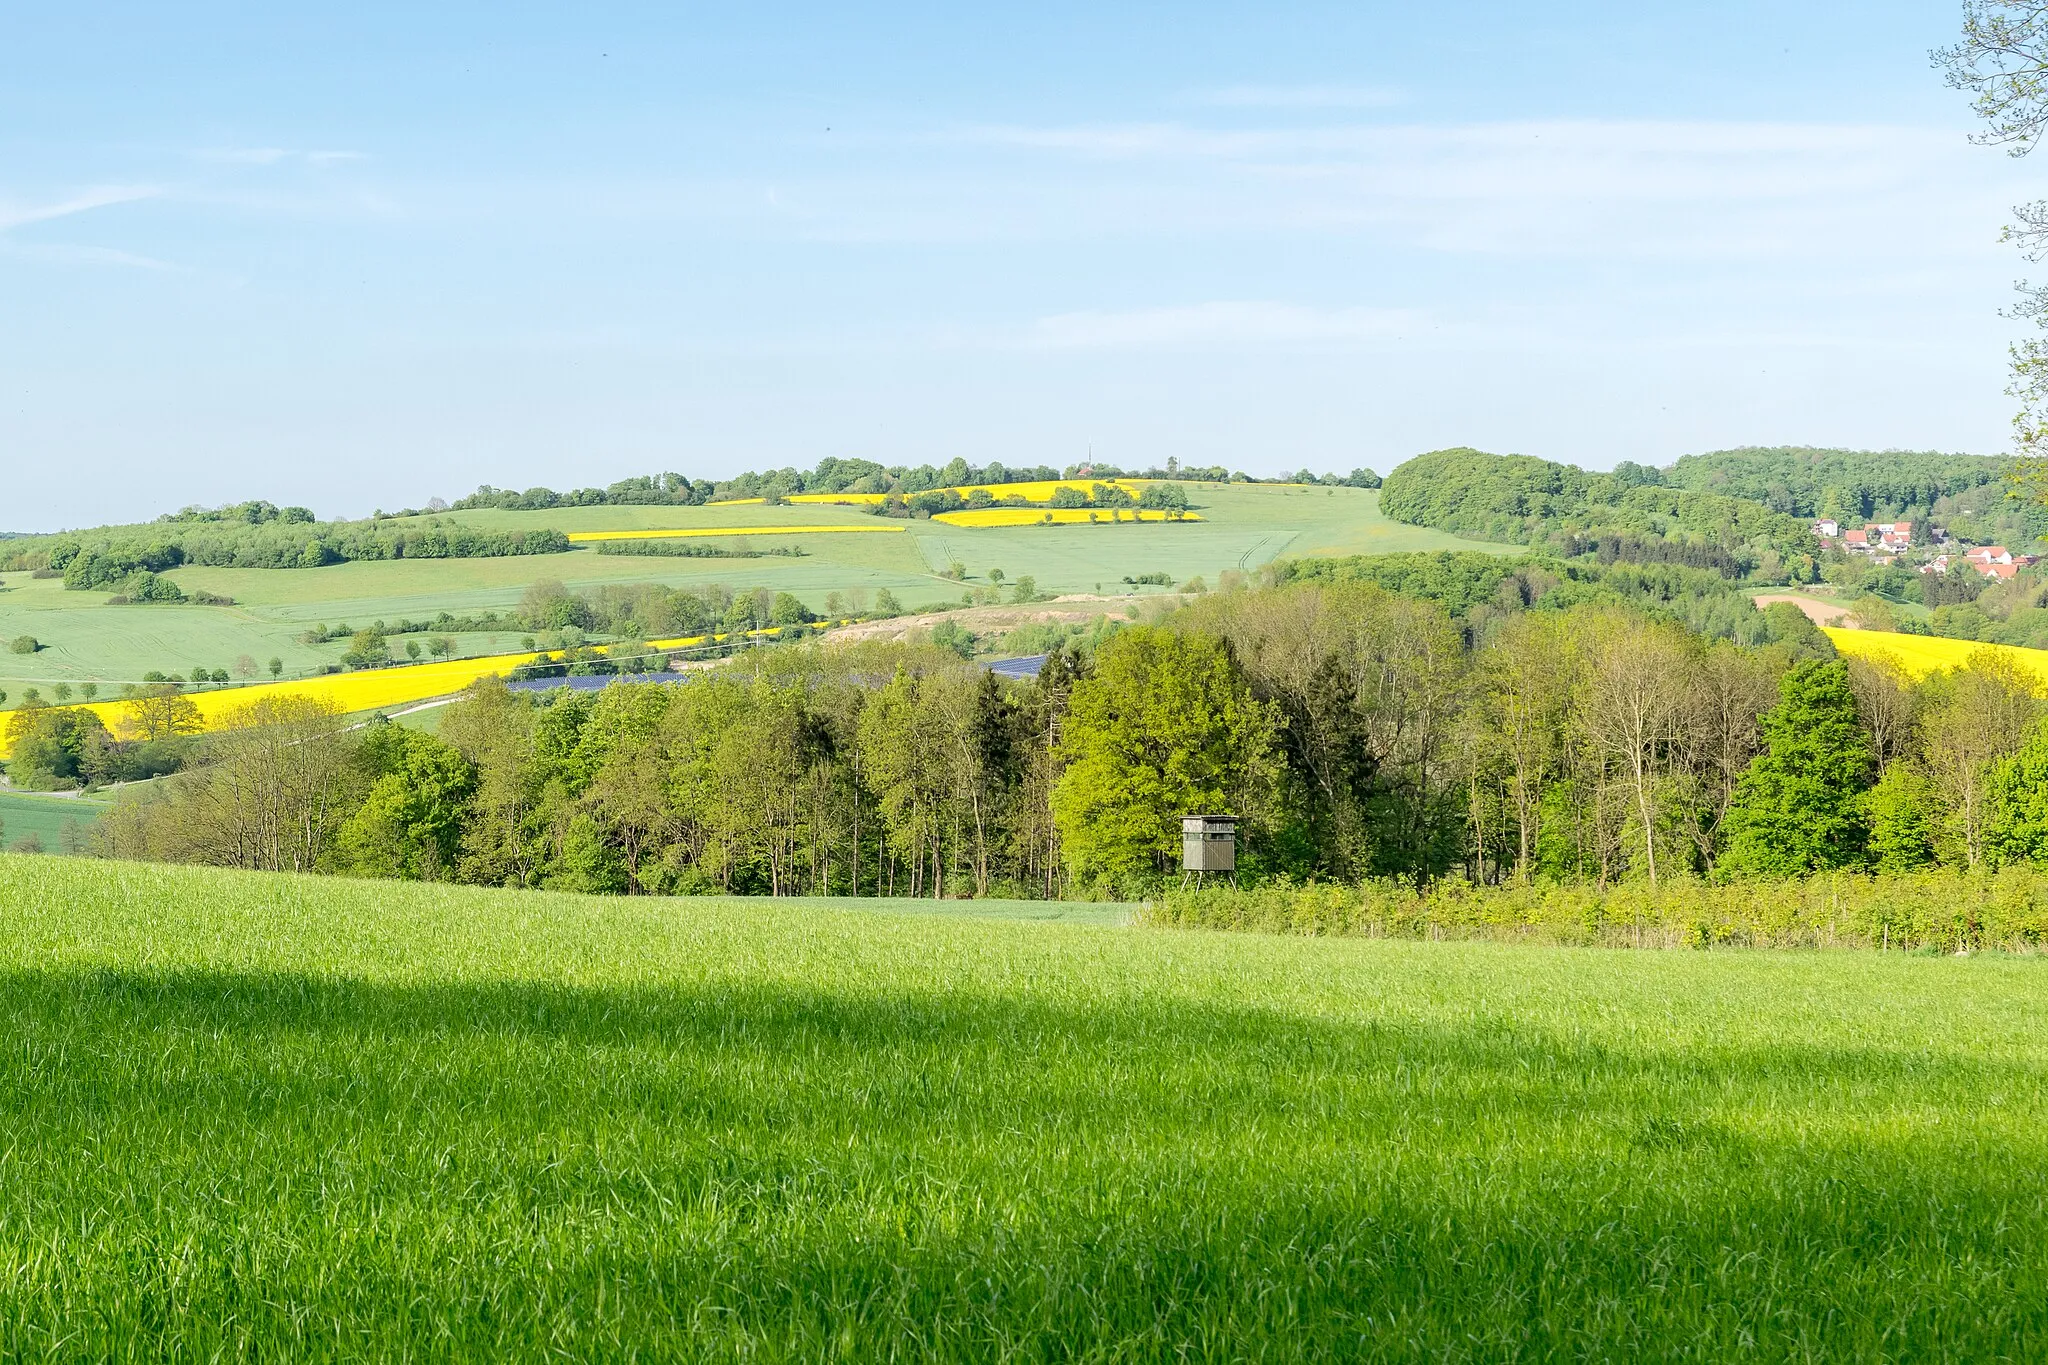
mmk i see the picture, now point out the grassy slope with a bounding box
[0,791,107,850]
[0,487,1504,690]
[0,855,2042,1359]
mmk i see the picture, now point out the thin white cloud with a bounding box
[911,118,2013,263]
[0,185,158,232]
[1198,85,1402,109]
[1022,301,1421,350]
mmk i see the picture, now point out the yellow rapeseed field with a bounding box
[1824,627,2048,687]
[0,629,794,759]
[564,526,906,542]
[931,507,1203,528]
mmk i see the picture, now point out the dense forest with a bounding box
[1665,446,2007,521]
[1379,447,1821,580]
[69,550,2042,898]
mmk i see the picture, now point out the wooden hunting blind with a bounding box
[1181,815,1237,872]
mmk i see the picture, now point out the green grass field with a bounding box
[0,853,2042,1359]
[0,487,1505,691]
[0,791,107,851]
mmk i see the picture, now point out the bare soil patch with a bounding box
[1753,593,1856,628]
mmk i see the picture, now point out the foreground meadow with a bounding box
[0,855,2044,1360]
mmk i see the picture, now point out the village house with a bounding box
[1830,520,1913,554]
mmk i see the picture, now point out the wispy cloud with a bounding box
[0,185,158,232]
[921,118,2010,262]
[0,239,180,271]
[1022,301,1421,350]
[1197,85,1402,110]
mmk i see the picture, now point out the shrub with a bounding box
[1142,870,2048,953]
[8,635,38,654]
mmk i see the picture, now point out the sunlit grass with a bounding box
[0,853,2043,1358]
[566,525,907,541]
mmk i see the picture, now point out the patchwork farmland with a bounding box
[0,483,1499,703]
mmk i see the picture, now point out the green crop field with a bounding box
[0,791,107,852]
[0,487,1505,691]
[0,854,2041,1359]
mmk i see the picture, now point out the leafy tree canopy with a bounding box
[1665,446,2007,521]
[1051,627,1279,882]
[1719,661,1876,876]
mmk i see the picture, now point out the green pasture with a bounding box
[0,854,2042,1359]
[1,486,1505,687]
[0,792,107,852]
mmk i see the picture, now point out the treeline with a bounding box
[1277,551,1830,649]
[445,458,1377,513]
[306,580,842,666]
[1666,446,2007,522]
[87,561,2020,900]
[5,521,572,585]
[1379,448,1819,582]
[98,649,1078,896]
[869,481,1191,519]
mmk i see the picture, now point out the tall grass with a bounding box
[1146,869,2048,951]
[1,853,2045,1358]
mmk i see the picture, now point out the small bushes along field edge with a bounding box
[1143,871,2048,953]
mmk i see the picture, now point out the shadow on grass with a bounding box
[0,965,2043,1360]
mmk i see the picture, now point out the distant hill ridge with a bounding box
[1663,446,2008,521]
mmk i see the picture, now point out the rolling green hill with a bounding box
[1379,447,1824,580]
[0,791,108,851]
[0,853,2042,1357]
[0,484,1506,693]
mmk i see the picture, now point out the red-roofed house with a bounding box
[1843,528,1869,549]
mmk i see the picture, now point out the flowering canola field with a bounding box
[932,507,1203,528]
[0,629,785,759]
[1823,627,2048,686]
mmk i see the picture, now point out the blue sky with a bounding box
[1,2,2034,529]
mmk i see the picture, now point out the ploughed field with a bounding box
[2,854,2043,1359]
